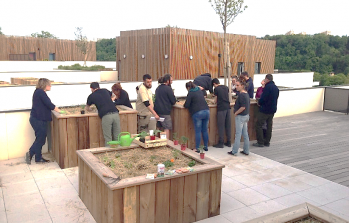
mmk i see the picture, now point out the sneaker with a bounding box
[227,151,237,156]
[264,143,270,147]
[213,143,224,148]
[25,152,33,165]
[204,147,208,151]
[224,141,231,147]
[240,151,249,155]
[252,143,264,147]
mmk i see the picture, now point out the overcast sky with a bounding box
[0,0,348,41]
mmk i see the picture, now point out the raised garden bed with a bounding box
[51,105,137,169]
[77,141,225,223]
[171,99,257,149]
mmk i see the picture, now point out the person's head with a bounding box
[231,76,238,85]
[158,76,164,85]
[90,82,100,92]
[261,79,266,87]
[36,78,51,91]
[265,74,273,84]
[185,81,196,91]
[212,78,220,87]
[240,71,249,80]
[143,74,152,89]
[235,79,247,92]
[111,82,122,97]
[163,74,173,86]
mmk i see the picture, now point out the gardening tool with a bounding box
[102,173,121,184]
[107,132,139,147]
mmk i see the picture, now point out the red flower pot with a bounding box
[174,140,179,145]
[150,135,156,140]
[181,144,186,151]
[200,153,205,159]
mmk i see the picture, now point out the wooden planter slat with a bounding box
[77,143,224,223]
[51,105,138,169]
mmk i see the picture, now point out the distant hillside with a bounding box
[96,38,116,61]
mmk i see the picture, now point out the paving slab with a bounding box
[0,187,4,212]
[4,191,44,211]
[40,184,79,205]
[322,199,349,218]
[35,175,73,192]
[51,209,96,223]
[272,193,320,207]
[233,171,283,187]
[2,180,40,199]
[45,198,88,219]
[6,204,50,223]
[318,205,349,222]
[0,169,34,185]
[220,192,246,214]
[227,188,270,206]
[271,176,314,192]
[221,175,247,193]
[0,210,7,223]
[249,200,287,216]
[195,215,231,223]
[222,206,261,223]
[251,182,293,199]
[292,173,332,187]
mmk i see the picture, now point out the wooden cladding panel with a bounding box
[0,35,96,61]
[118,28,275,81]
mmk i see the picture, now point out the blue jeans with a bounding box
[29,116,48,161]
[232,114,250,154]
[192,109,210,150]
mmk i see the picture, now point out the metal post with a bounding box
[218,54,221,77]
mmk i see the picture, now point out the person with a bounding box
[154,74,176,139]
[255,79,265,100]
[212,78,231,148]
[136,74,159,133]
[253,74,279,147]
[240,71,254,98]
[231,76,239,96]
[86,82,120,146]
[26,78,62,164]
[184,81,210,152]
[111,82,132,108]
[228,79,250,156]
[193,73,213,96]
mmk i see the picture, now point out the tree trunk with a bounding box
[223,0,228,86]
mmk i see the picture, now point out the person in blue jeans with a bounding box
[228,80,250,156]
[184,81,210,152]
[26,78,62,164]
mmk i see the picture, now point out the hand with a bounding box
[198,86,204,90]
[155,115,160,120]
[111,95,116,101]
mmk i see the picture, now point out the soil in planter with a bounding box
[290,216,324,223]
[94,146,202,179]
[59,105,97,115]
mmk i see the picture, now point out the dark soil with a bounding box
[290,216,324,223]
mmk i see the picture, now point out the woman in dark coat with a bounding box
[111,82,133,109]
[26,78,62,164]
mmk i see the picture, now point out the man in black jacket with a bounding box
[253,74,279,147]
[154,74,176,139]
[193,73,213,96]
[240,71,254,98]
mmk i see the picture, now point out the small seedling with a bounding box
[163,160,174,168]
[153,129,162,136]
[172,150,180,159]
[199,145,205,153]
[115,153,121,158]
[188,160,196,167]
[103,156,108,162]
[150,155,156,162]
[80,104,86,110]
[180,136,188,145]
[124,162,133,169]
[172,132,178,140]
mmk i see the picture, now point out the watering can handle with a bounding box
[118,132,130,141]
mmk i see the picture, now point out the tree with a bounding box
[96,38,116,61]
[75,27,92,66]
[0,27,3,35]
[209,0,247,100]
[31,31,57,39]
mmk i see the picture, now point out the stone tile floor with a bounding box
[0,146,349,223]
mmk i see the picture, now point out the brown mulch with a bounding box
[94,146,201,179]
[290,216,324,223]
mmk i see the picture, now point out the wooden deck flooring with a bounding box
[250,111,349,187]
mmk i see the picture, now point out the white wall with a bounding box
[275,88,324,117]
[0,61,116,72]
[254,72,314,88]
[0,111,48,161]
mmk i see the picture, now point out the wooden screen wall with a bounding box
[0,35,96,61]
[118,28,275,81]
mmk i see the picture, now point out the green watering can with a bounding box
[107,132,139,147]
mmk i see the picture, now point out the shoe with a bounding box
[25,152,33,165]
[227,151,237,156]
[35,158,50,163]
[252,143,264,147]
[213,143,223,148]
[195,149,200,153]
[264,143,270,147]
[240,151,249,155]
[204,147,208,151]
[224,141,231,147]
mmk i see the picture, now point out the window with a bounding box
[237,62,244,75]
[9,54,30,61]
[49,53,56,61]
[255,62,261,74]
[29,52,36,61]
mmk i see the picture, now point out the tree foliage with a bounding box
[263,34,349,86]
[0,27,3,35]
[31,31,57,39]
[74,27,91,66]
[96,38,116,61]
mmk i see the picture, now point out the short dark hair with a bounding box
[265,74,273,81]
[185,81,196,90]
[240,71,249,77]
[143,74,152,81]
[212,78,220,85]
[90,82,100,89]
[163,74,172,83]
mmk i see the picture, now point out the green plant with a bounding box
[150,155,156,162]
[180,136,189,145]
[163,160,174,168]
[199,145,205,153]
[153,129,162,136]
[172,150,180,159]
[188,160,196,167]
[80,104,86,110]
[115,153,121,158]
[103,156,108,162]
[172,132,178,140]
[124,162,133,169]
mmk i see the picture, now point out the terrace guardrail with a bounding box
[323,87,349,115]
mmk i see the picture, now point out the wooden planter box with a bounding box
[171,101,257,149]
[51,105,137,169]
[77,141,225,223]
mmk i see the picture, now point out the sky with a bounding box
[0,0,348,41]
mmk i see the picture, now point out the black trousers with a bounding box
[29,116,48,161]
[217,109,231,143]
[256,112,274,145]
